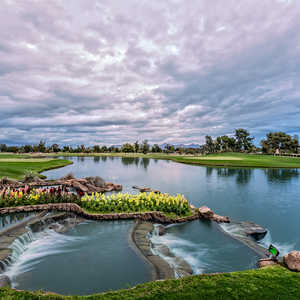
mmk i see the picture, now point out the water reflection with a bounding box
[120,157,150,170]
[93,156,100,163]
[101,156,107,162]
[264,168,299,183]
[214,168,252,185]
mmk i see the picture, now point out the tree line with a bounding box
[0,129,299,154]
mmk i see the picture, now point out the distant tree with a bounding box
[23,145,33,153]
[261,132,299,153]
[205,135,215,153]
[234,129,254,152]
[100,145,108,153]
[7,146,19,153]
[92,145,101,153]
[134,141,140,153]
[0,144,7,152]
[152,144,162,153]
[50,144,60,153]
[62,146,70,152]
[121,143,135,153]
[37,140,46,153]
[141,140,150,154]
[164,144,175,153]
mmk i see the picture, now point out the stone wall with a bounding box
[0,203,200,224]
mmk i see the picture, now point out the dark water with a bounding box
[44,156,300,254]
[6,156,297,294]
[4,220,151,295]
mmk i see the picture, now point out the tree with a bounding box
[141,140,150,154]
[37,140,46,153]
[0,144,7,152]
[134,141,140,153]
[234,129,254,152]
[152,144,162,153]
[121,143,134,153]
[205,135,215,153]
[93,145,101,153]
[164,144,175,153]
[100,146,108,153]
[261,132,299,153]
[50,144,60,153]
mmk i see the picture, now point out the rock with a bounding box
[213,214,230,223]
[198,206,214,219]
[157,225,166,236]
[245,223,267,240]
[94,176,105,188]
[71,180,89,193]
[283,251,300,272]
[0,275,11,287]
[258,258,279,268]
[114,184,123,191]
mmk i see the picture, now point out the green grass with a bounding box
[0,266,299,299]
[171,152,300,168]
[43,152,300,168]
[0,158,73,180]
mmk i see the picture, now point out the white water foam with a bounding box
[149,224,208,275]
[220,223,295,257]
[258,231,295,256]
[2,225,87,288]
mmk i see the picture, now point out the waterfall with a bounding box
[1,220,87,288]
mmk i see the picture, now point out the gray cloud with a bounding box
[1,0,300,146]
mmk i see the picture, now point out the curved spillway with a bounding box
[1,217,152,295]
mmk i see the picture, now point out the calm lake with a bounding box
[3,156,300,295]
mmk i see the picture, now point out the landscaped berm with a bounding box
[0,266,300,299]
[0,185,300,299]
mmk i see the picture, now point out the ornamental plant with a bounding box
[0,187,191,216]
[80,192,191,216]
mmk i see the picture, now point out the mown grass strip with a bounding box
[0,266,299,299]
[0,159,72,180]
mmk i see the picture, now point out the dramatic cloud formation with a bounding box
[1,0,300,146]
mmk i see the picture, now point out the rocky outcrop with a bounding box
[0,203,199,224]
[0,176,123,195]
[245,223,267,240]
[0,275,11,287]
[132,186,161,194]
[283,251,300,272]
[257,258,280,268]
[198,206,230,223]
[219,222,270,258]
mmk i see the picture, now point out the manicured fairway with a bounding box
[46,152,300,168]
[0,154,72,180]
[171,152,300,168]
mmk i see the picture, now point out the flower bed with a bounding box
[0,187,191,217]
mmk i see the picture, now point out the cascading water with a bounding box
[258,231,295,256]
[149,221,260,275]
[2,221,87,288]
[219,222,295,258]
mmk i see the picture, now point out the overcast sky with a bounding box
[1,0,300,146]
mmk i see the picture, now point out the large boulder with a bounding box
[0,275,11,288]
[245,222,267,240]
[198,206,214,219]
[85,176,105,187]
[283,251,300,272]
[257,258,279,268]
[94,176,105,188]
[213,214,230,223]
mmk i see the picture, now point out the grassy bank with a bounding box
[43,152,300,168]
[0,266,299,299]
[0,154,72,180]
